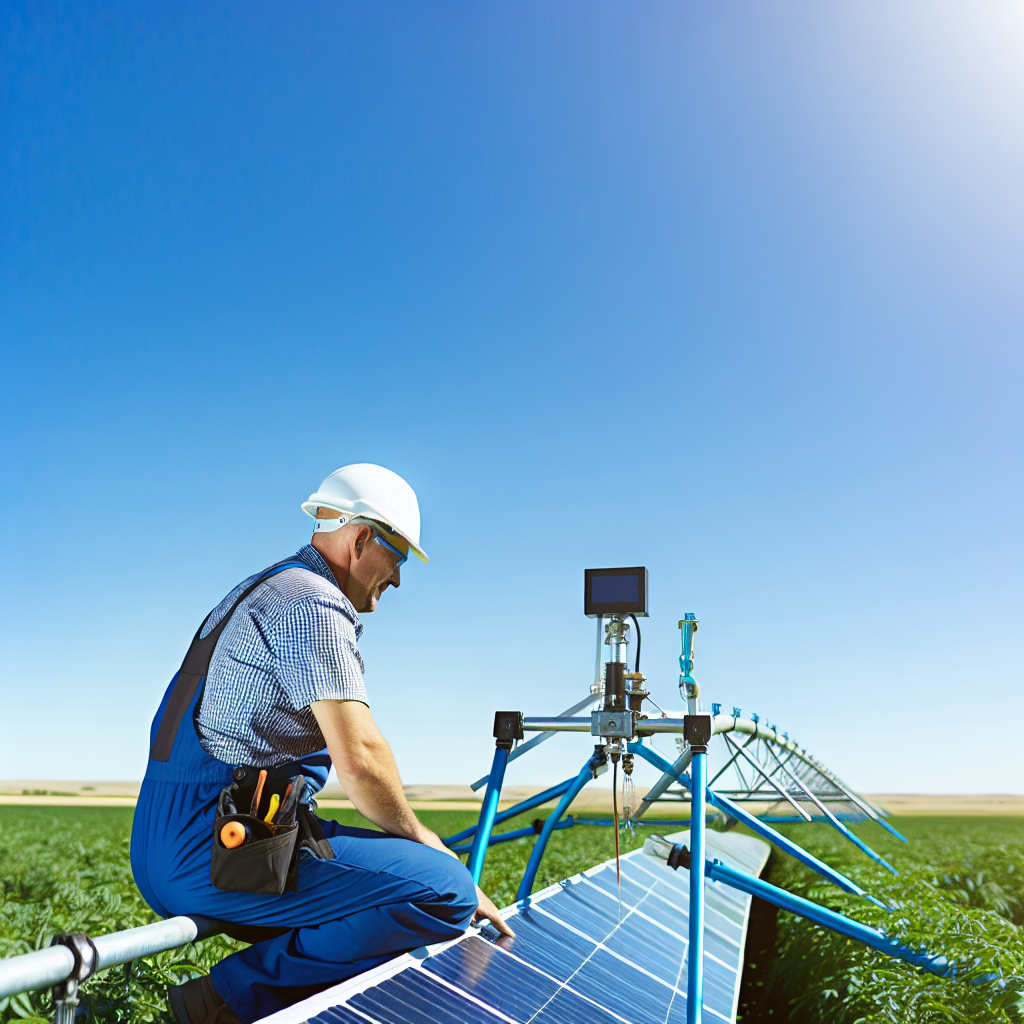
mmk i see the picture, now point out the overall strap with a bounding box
[149,560,309,762]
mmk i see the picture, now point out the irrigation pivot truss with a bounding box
[0,597,948,1024]
[445,605,947,1024]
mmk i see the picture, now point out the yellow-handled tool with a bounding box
[264,793,280,824]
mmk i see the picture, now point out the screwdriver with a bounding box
[250,769,268,817]
[275,775,306,828]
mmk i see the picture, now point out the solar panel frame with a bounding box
[255,829,770,1024]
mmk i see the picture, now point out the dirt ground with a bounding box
[2,781,1021,815]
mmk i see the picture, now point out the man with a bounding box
[131,463,511,1024]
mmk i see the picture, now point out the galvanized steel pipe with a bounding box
[0,916,219,1000]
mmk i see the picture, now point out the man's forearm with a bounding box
[340,762,432,842]
[311,699,448,852]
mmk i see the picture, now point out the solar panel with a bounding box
[255,830,770,1024]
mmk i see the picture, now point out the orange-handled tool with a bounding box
[250,769,268,817]
[220,821,248,849]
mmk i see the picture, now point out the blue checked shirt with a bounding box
[196,544,368,768]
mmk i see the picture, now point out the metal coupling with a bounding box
[683,714,713,754]
[645,836,692,871]
[492,711,524,750]
[666,843,692,871]
[49,933,99,1024]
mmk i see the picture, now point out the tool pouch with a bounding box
[209,778,334,894]
[210,811,299,894]
[210,782,300,894]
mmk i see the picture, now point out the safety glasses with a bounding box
[372,531,408,570]
[347,516,410,571]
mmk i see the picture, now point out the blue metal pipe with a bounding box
[517,756,597,902]
[574,818,697,828]
[451,818,576,853]
[875,816,909,843]
[628,743,871,899]
[687,748,708,1024]
[758,745,899,875]
[829,817,899,875]
[467,746,509,884]
[469,695,598,791]
[444,777,575,847]
[704,858,950,976]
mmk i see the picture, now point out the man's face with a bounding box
[346,528,402,613]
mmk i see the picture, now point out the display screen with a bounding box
[584,566,648,616]
[591,573,638,605]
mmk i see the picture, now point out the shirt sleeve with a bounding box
[275,593,369,710]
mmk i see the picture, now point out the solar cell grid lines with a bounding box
[259,830,770,1024]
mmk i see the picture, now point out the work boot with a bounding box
[167,975,241,1024]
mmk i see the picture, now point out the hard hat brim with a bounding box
[301,500,429,563]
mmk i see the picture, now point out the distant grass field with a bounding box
[0,807,1021,1023]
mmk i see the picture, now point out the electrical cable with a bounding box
[628,614,641,674]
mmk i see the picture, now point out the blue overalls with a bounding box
[130,560,477,1023]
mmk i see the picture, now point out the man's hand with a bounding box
[475,886,515,938]
[312,699,515,940]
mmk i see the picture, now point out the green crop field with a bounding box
[1,806,1021,1023]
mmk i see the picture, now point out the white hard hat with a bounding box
[302,464,429,563]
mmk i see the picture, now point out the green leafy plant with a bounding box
[755,817,1024,1024]
[0,808,245,1023]
[2,806,1021,1023]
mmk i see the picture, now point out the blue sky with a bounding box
[1,1,1021,794]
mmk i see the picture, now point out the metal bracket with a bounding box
[591,710,635,739]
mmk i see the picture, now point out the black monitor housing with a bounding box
[584,566,649,618]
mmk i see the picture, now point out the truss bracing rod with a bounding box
[632,747,693,823]
[707,732,756,788]
[740,742,798,800]
[760,743,899,875]
[722,735,812,822]
[516,755,599,901]
[798,759,908,843]
[628,742,879,902]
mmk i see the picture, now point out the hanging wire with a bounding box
[612,760,621,894]
[628,614,642,673]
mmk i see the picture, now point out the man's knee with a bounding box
[423,855,477,928]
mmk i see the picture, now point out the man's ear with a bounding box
[352,525,373,559]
